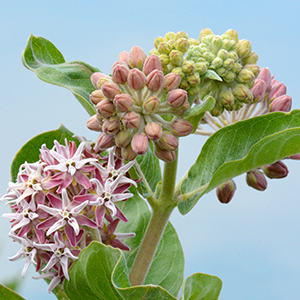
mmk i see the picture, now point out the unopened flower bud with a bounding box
[269,95,292,112]
[115,129,132,148]
[233,84,252,103]
[87,115,102,132]
[220,89,235,107]
[216,179,236,204]
[158,132,178,151]
[237,69,255,83]
[131,133,150,155]
[188,38,200,46]
[114,146,122,158]
[158,42,172,55]
[111,62,129,84]
[143,96,160,113]
[167,89,188,108]
[159,54,170,66]
[257,68,272,91]
[113,94,134,112]
[172,101,190,115]
[96,77,111,90]
[164,32,175,41]
[172,67,184,78]
[186,72,200,86]
[242,51,259,64]
[171,119,193,136]
[236,39,252,58]
[244,64,260,77]
[97,133,115,150]
[164,73,181,91]
[90,90,105,105]
[128,46,147,70]
[199,28,213,41]
[175,31,188,40]
[102,117,120,136]
[101,82,122,99]
[195,62,207,75]
[121,144,137,161]
[250,79,266,103]
[154,36,164,49]
[143,55,163,75]
[246,169,267,191]
[262,161,289,179]
[118,51,129,66]
[175,38,189,53]
[122,111,141,129]
[96,99,115,118]
[169,50,183,67]
[224,29,239,43]
[182,60,196,75]
[91,73,109,89]
[127,69,146,90]
[211,57,223,69]
[179,78,190,90]
[154,145,176,162]
[268,83,287,101]
[144,122,162,141]
[146,70,164,91]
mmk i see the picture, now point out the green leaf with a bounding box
[0,284,25,300]
[184,96,215,132]
[181,273,222,300]
[22,34,99,116]
[179,110,300,214]
[202,70,222,81]
[10,124,77,182]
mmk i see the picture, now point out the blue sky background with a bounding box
[1,0,300,299]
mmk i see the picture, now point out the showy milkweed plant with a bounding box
[1,28,300,299]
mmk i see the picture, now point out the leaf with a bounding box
[181,273,222,300]
[0,284,25,300]
[179,110,300,214]
[22,34,99,116]
[10,124,77,182]
[184,96,215,132]
[202,70,222,81]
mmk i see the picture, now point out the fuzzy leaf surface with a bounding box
[0,284,25,300]
[179,110,300,214]
[22,34,99,116]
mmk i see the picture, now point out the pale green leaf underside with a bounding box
[179,110,300,214]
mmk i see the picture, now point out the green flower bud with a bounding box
[158,42,172,55]
[210,101,224,117]
[172,67,185,78]
[237,69,255,83]
[199,28,213,41]
[242,51,259,64]
[143,96,160,113]
[211,57,223,69]
[115,129,132,148]
[169,50,184,66]
[159,54,170,66]
[121,144,137,161]
[244,64,260,76]
[223,58,234,69]
[231,62,243,73]
[188,38,200,46]
[216,67,227,77]
[186,72,200,86]
[220,89,235,107]
[175,31,188,40]
[223,71,236,82]
[164,32,176,41]
[182,60,196,75]
[217,49,229,60]
[195,62,207,75]
[224,29,239,43]
[154,36,164,49]
[149,49,160,56]
[187,85,201,96]
[233,84,253,103]
[228,51,238,60]
[179,78,190,90]
[212,35,223,52]
[236,39,252,58]
[175,38,190,53]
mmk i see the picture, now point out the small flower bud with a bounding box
[143,96,160,113]
[199,28,213,41]
[122,111,141,129]
[169,50,183,66]
[127,68,146,90]
[91,72,109,89]
[244,64,260,77]
[159,54,170,66]
[128,46,147,70]
[158,42,172,55]
[121,144,137,161]
[146,70,164,92]
[246,169,267,191]
[237,69,255,83]
[224,29,239,43]
[96,99,115,118]
[175,31,188,41]
[171,119,193,136]
[216,179,236,204]
[114,146,122,158]
[172,67,184,78]
[175,38,190,53]
[144,122,162,141]
[195,62,207,75]
[186,72,200,86]
[97,133,115,150]
[220,89,235,107]
[233,84,253,103]
[269,95,292,112]
[165,32,176,41]
[96,77,111,90]
[113,94,134,112]
[115,130,132,148]
[167,89,188,108]
[158,132,178,151]
[101,82,122,99]
[154,145,176,162]
[171,101,190,115]
[236,39,252,58]
[257,68,272,91]
[262,161,289,179]
[86,115,102,132]
[188,38,200,46]
[118,51,129,66]
[102,117,120,136]
[154,36,164,49]
[143,55,163,75]
[250,79,267,103]
[164,73,181,91]
[131,133,150,155]
[268,83,287,101]
[90,90,105,105]
[182,60,196,75]
[111,62,129,84]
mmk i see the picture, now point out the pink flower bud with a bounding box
[128,46,147,70]
[269,95,292,112]
[131,133,150,155]
[143,96,160,113]
[115,130,132,148]
[257,68,272,91]
[158,132,178,151]
[146,70,165,92]
[246,169,267,191]
[113,94,134,112]
[143,55,163,75]
[127,69,146,90]
[96,99,115,118]
[86,115,102,132]
[144,122,162,141]
[118,51,129,66]
[111,62,129,84]
[171,119,193,136]
[121,144,137,161]
[91,72,109,89]
[167,89,188,108]
[90,90,105,105]
[154,144,176,162]
[97,133,115,150]
[268,82,287,100]
[250,79,267,103]
[102,117,120,136]
[164,73,181,91]
[101,82,122,99]
[262,161,289,179]
[122,111,141,129]
[216,179,236,204]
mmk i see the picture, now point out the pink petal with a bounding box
[65,222,76,247]
[95,206,106,227]
[76,215,97,228]
[74,171,91,189]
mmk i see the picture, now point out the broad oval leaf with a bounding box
[10,124,77,181]
[0,284,25,300]
[179,110,300,214]
[22,34,99,116]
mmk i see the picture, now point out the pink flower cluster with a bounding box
[1,139,136,293]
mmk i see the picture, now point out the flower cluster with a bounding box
[87,46,193,163]
[195,67,293,203]
[1,139,136,293]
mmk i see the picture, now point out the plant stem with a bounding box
[128,150,178,286]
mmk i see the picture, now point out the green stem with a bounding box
[129,150,178,286]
